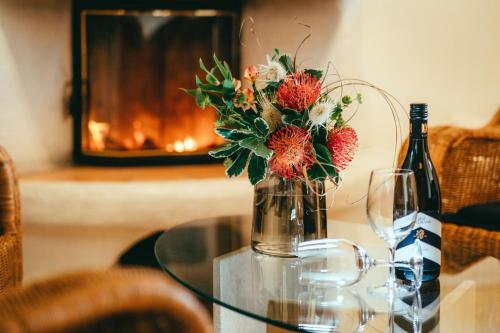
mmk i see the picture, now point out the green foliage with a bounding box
[254,118,269,136]
[355,93,363,104]
[304,69,323,80]
[312,126,328,145]
[342,95,352,106]
[281,108,302,126]
[308,143,338,181]
[195,88,210,109]
[209,143,241,158]
[239,137,273,160]
[222,79,236,98]
[225,149,251,178]
[183,51,362,184]
[272,48,280,61]
[279,54,294,73]
[248,153,268,185]
[215,128,252,141]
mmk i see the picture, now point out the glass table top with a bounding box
[155,216,500,332]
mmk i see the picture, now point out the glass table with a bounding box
[155,216,500,333]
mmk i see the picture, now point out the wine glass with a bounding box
[367,168,419,296]
[297,272,424,333]
[297,238,423,288]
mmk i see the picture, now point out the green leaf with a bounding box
[209,143,241,158]
[223,61,233,79]
[215,127,252,141]
[342,95,352,106]
[199,58,209,73]
[213,54,231,80]
[195,88,209,109]
[355,93,363,104]
[180,88,197,97]
[239,137,273,160]
[307,163,327,180]
[262,81,280,94]
[222,79,236,98]
[197,82,223,93]
[195,75,202,86]
[272,48,280,61]
[254,118,269,136]
[248,154,268,185]
[309,143,338,181]
[312,126,328,145]
[215,128,252,141]
[282,113,302,126]
[225,149,251,178]
[279,54,294,73]
[301,109,310,127]
[304,69,323,80]
[206,68,219,85]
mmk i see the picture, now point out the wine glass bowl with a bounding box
[367,169,418,248]
[297,239,423,289]
[366,168,419,295]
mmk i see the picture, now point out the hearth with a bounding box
[71,0,241,165]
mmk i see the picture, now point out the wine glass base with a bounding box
[367,282,415,299]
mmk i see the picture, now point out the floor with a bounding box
[23,223,157,282]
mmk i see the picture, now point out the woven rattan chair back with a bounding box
[399,110,500,214]
[0,146,22,290]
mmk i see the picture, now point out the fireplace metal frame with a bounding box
[71,0,242,166]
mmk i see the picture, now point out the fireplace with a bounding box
[71,0,241,165]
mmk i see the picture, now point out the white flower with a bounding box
[256,55,287,89]
[258,93,282,132]
[309,100,335,127]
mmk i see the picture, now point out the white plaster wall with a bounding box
[0,0,72,173]
[0,0,499,223]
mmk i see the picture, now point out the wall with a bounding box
[0,0,72,173]
[242,0,500,221]
[0,0,499,221]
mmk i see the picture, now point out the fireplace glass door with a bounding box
[78,9,236,162]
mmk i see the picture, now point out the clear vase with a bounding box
[251,175,327,257]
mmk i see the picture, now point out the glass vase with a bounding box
[251,175,327,257]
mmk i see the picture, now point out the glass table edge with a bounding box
[154,228,305,333]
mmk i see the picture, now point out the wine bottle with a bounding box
[396,103,441,282]
[394,280,441,333]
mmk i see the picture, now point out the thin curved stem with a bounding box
[387,247,397,288]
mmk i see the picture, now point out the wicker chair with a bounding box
[400,110,500,271]
[0,146,212,333]
[0,146,22,290]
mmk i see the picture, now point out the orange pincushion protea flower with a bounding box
[276,72,321,112]
[327,127,359,171]
[267,126,315,179]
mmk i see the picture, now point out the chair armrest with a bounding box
[442,223,500,273]
[0,268,212,333]
[0,234,22,289]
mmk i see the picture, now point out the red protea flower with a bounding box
[327,127,359,171]
[267,126,315,179]
[276,72,321,112]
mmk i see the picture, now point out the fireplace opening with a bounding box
[72,2,240,165]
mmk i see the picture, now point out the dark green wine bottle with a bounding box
[396,103,441,282]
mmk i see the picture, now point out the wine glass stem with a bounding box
[388,246,396,287]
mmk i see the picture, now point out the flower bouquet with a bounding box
[184,49,361,256]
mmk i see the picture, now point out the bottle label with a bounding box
[396,213,441,265]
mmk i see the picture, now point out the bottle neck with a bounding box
[409,119,428,141]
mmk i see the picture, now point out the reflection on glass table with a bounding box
[297,238,423,289]
[155,216,500,333]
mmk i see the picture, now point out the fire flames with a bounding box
[88,120,203,153]
[88,120,110,152]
